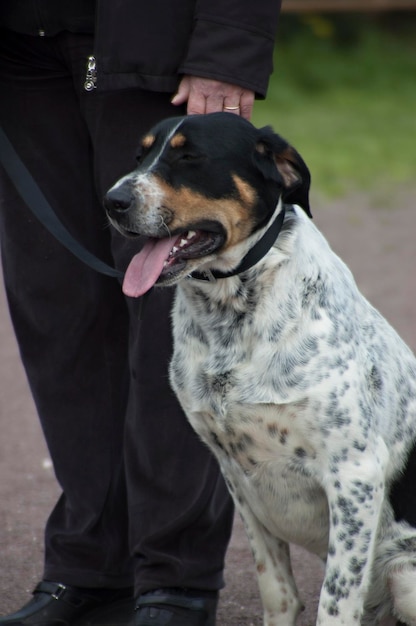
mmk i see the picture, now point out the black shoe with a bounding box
[134,589,217,626]
[0,581,134,626]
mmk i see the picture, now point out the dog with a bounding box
[104,113,416,625]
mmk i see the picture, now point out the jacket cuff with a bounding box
[179,19,276,98]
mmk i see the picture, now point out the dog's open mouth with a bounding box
[123,229,224,297]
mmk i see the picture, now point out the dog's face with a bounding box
[104,113,311,297]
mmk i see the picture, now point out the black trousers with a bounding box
[0,30,234,594]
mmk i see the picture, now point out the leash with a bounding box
[190,205,286,282]
[0,126,286,287]
[0,126,124,279]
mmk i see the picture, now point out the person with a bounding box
[0,1,282,625]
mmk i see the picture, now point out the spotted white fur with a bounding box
[107,115,416,625]
[169,206,416,626]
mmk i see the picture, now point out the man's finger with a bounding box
[238,92,255,120]
[186,92,207,115]
[171,78,190,107]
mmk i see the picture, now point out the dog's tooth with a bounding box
[187,230,196,239]
[180,238,188,247]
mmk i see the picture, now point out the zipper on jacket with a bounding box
[84,55,97,91]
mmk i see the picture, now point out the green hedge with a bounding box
[253,14,416,196]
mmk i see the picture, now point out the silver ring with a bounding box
[223,105,240,110]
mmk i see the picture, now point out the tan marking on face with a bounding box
[231,174,257,208]
[141,134,155,149]
[170,133,186,149]
[255,141,267,156]
[151,176,257,248]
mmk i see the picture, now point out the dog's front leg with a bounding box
[235,503,303,626]
[317,439,389,625]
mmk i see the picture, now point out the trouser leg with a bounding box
[0,30,133,587]
[0,29,234,591]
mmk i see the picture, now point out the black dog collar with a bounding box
[189,206,286,282]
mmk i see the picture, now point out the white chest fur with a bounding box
[169,208,416,566]
[169,280,331,557]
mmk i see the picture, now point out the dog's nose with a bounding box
[104,186,134,215]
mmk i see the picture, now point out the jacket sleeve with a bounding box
[178,0,282,98]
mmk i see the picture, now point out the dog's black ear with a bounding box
[255,127,312,218]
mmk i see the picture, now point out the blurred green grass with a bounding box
[252,14,416,197]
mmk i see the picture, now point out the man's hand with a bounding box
[171,76,255,120]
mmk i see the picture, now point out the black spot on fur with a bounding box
[295,447,307,458]
[368,365,383,392]
[324,568,350,602]
[210,431,225,452]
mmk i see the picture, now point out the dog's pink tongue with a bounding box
[122,237,176,298]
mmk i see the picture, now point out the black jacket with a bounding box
[95,0,282,97]
[0,0,281,97]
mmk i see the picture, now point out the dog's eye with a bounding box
[180,154,197,161]
[175,152,204,163]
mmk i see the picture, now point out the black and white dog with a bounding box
[105,113,416,625]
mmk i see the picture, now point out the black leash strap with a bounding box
[0,127,124,279]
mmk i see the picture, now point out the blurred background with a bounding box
[252,4,416,199]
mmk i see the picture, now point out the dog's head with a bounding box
[104,113,311,297]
